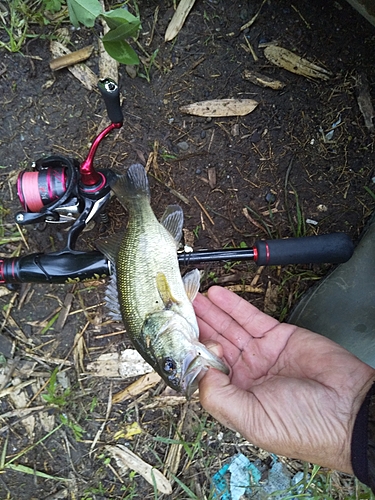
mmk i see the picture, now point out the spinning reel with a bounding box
[15,78,122,250]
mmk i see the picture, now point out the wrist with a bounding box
[351,379,375,490]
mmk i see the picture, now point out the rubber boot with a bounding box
[288,215,375,367]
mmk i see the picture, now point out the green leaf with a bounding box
[102,22,140,42]
[44,0,63,13]
[6,463,69,482]
[66,0,103,28]
[102,39,139,65]
[102,9,140,30]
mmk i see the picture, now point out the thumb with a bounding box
[199,367,249,433]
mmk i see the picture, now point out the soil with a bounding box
[0,0,374,498]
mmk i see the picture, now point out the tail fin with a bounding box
[112,163,150,208]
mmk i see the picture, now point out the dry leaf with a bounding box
[264,45,332,80]
[86,350,153,378]
[9,379,35,438]
[32,380,55,432]
[165,0,197,42]
[264,281,278,315]
[113,422,142,440]
[180,98,258,117]
[105,444,172,494]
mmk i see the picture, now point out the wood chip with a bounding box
[112,371,161,404]
[180,98,258,117]
[54,292,74,333]
[105,444,173,494]
[165,0,197,42]
[49,46,94,71]
[207,167,217,188]
[50,41,98,91]
[73,329,85,374]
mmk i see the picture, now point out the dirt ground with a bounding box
[0,0,375,498]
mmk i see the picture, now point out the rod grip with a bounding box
[254,233,354,266]
[0,252,110,284]
[98,78,123,124]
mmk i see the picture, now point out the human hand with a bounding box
[194,286,375,473]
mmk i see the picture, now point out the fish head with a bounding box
[142,310,229,398]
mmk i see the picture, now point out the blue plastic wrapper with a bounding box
[212,453,261,500]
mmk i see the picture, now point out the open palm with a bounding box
[194,286,375,473]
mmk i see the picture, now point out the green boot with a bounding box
[289,215,375,367]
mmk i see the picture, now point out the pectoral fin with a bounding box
[182,269,200,301]
[156,272,180,308]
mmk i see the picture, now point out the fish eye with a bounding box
[163,357,177,373]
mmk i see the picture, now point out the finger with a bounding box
[208,286,279,337]
[195,294,251,355]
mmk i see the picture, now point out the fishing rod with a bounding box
[0,232,353,285]
[0,79,354,286]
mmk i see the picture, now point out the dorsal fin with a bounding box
[182,269,200,301]
[160,205,183,244]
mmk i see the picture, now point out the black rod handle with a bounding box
[254,233,354,266]
[97,78,123,124]
[0,252,110,284]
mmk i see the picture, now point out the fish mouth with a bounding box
[181,346,229,399]
[181,352,207,399]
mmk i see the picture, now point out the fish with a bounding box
[97,163,228,397]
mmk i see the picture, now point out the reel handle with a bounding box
[98,78,123,124]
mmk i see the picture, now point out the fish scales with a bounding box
[98,163,229,396]
[116,204,195,344]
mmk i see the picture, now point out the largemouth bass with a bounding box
[98,164,228,397]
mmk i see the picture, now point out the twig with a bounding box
[146,6,159,47]
[194,196,215,225]
[15,223,29,250]
[0,379,36,400]
[243,35,258,62]
[90,383,112,455]
[291,4,311,29]
[242,207,269,235]
[0,292,18,334]
[240,0,267,31]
